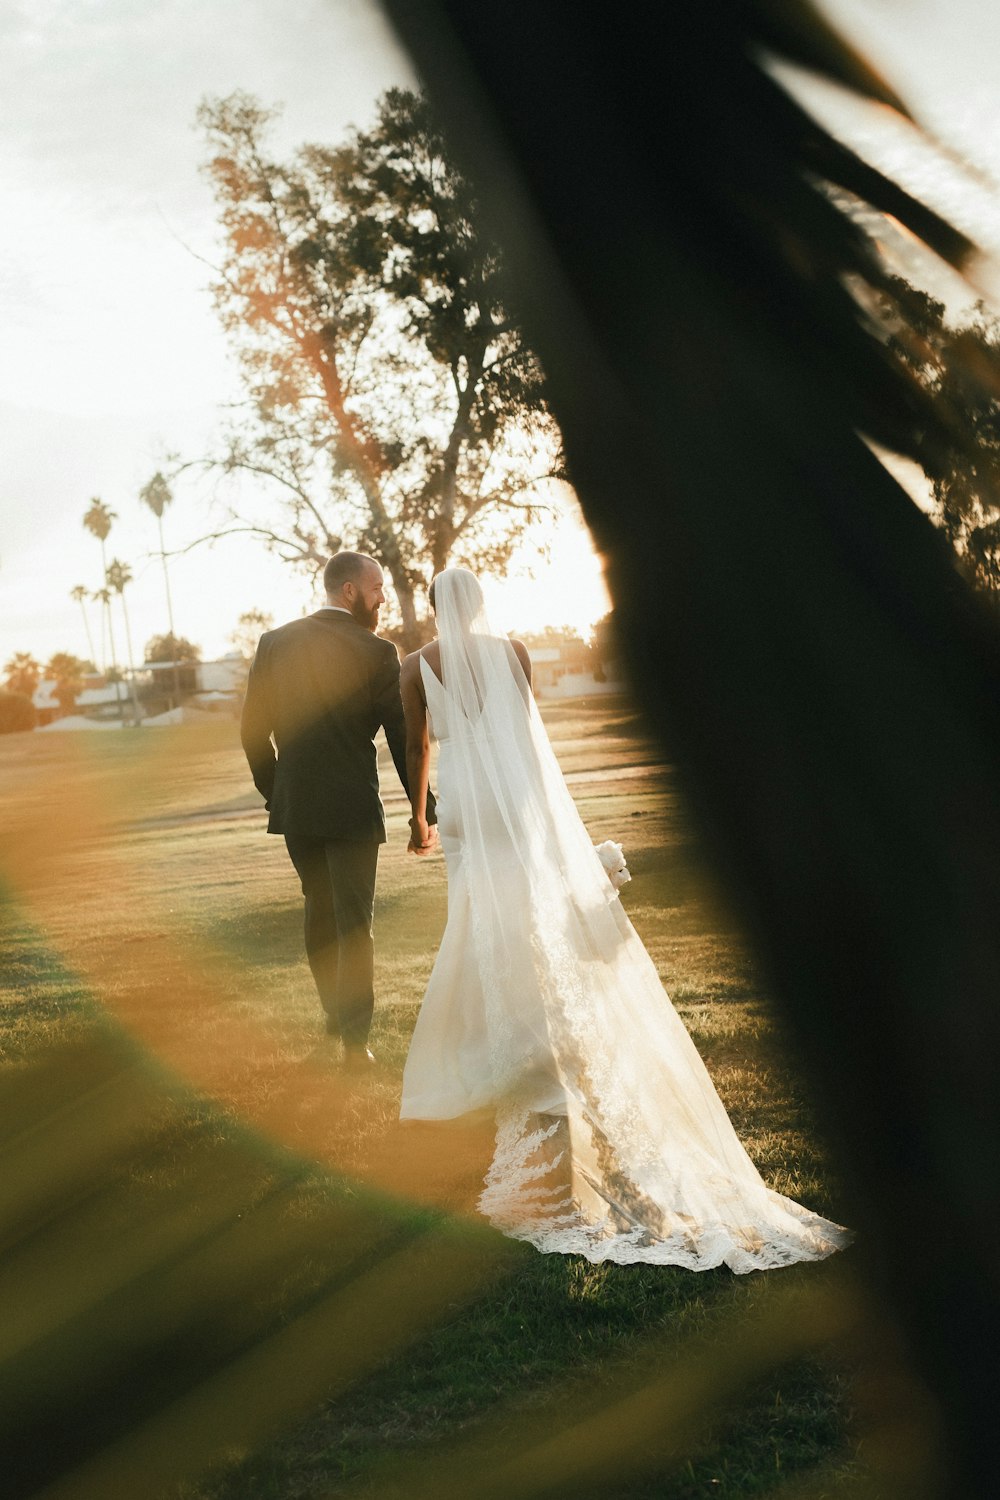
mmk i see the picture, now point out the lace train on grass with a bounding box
[401,569,851,1270]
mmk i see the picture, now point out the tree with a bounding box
[105,559,143,724]
[83,499,124,717]
[226,609,274,700]
[140,472,182,707]
[878,278,1000,601]
[82,496,115,550]
[144,633,202,664]
[46,652,90,714]
[90,585,124,719]
[228,609,274,662]
[70,585,97,665]
[187,87,564,649]
[144,633,201,697]
[4,652,41,700]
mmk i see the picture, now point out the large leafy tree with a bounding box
[144,633,201,699]
[190,88,563,648]
[880,278,1000,600]
[228,609,274,663]
[144,633,201,664]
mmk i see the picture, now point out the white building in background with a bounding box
[143,653,245,708]
[33,645,619,727]
[32,676,127,725]
[542,668,623,698]
[193,655,245,693]
[526,643,624,698]
[32,655,247,726]
[32,680,60,721]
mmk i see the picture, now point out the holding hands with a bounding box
[408,815,437,856]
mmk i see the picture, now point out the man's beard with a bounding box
[350,597,379,632]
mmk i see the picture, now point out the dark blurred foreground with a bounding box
[378,3,1000,1496]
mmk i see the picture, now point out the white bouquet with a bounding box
[594,839,631,892]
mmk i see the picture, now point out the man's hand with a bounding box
[407,815,436,856]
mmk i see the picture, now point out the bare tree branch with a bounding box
[162,524,320,564]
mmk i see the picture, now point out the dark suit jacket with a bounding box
[240,609,434,842]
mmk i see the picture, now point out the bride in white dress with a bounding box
[398,568,850,1271]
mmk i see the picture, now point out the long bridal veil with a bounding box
[425,569,849,1270]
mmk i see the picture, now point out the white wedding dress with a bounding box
[400,570,850,1271]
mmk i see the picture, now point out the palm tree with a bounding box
[139,472,182,710]
[83,498,123,718]
[90,585,124,720]
[105,559,143,725]
[3,652,41,700]
[45,652,89,715]
[69,584,97,666]
[82,496,116,560]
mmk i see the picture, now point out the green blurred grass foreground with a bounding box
[0,698,889,1499]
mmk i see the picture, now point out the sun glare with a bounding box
[0,3,611,671]
[481,513,611,639]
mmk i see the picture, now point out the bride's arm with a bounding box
[511,639,533,698]
[400,654,433,854]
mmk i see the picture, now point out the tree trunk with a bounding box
[308,334,429,649]
[390,569,421,653]
[118,595,143,727]
[438,354,483,542]
[158,514,182,712]
[431,525,455,579]
[101,541,124,722]
[78,602,96,668]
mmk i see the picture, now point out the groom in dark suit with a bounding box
[240,552,435,1064]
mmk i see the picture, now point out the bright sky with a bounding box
[3,0,1000,670]
[0,0,610,672]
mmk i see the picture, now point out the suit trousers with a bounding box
[284,835,380,1045]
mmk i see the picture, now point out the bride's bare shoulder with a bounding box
[509,638,532,683]
[401,641,437,670]
[401,640,442,691]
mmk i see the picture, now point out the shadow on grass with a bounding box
[193,1247,853,1500]
[128,790,264,827]
[207,901,305,969]
[0,908,94,1055]
[206,870,446,963]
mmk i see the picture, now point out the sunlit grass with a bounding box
[0,698,883,1499]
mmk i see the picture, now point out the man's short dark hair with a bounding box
[323,552,378,596]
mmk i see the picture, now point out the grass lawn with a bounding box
[0,697,880,1500]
